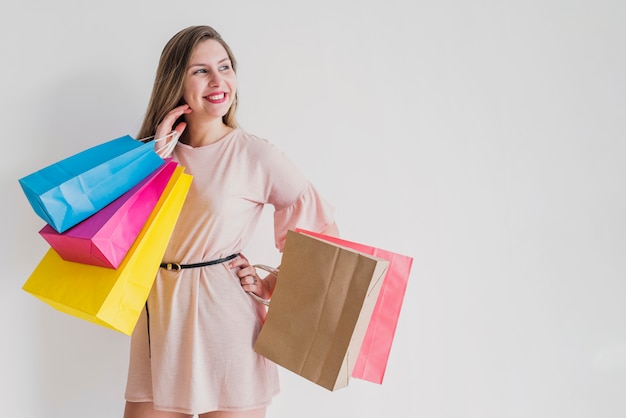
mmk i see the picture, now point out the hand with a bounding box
[154,104,192,157]
[230,253,271,301]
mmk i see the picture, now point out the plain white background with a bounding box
[1,1,625,417]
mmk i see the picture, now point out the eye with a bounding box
[193,68,207,75]
[219,65,231,71]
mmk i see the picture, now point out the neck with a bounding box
[182,118,233,147]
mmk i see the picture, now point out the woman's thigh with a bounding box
[200,407,266,418]
[123,401,193,418]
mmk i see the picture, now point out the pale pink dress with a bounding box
[124,128,335,414]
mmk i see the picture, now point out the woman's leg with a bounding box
[199,407,266,418]
[123,401,193,418]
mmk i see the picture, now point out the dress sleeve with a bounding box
[273,181,335,251]
[257,140,335,251]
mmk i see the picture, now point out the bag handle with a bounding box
[253,264,279,276]
[247,264,280,306]
[139,131,180,158]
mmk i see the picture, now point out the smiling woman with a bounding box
[181,41,238,138]
[122,25,339,418]
[136,26,241,149]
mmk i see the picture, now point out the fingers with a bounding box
[237,265,258,285]
[153,105,192,158]
[229,254,266,295]
[229,253,249,267]
[240,268,260,294]
[155,104,192,140]
[229,254,255,277]
[242,274,269,301]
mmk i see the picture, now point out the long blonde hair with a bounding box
[138,25,239,139]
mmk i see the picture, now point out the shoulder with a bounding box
[232,129,272,149]
[231,129,288,162]
[232,129,306,185]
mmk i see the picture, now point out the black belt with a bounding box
[159,253,238,271]
[147,252,239,357]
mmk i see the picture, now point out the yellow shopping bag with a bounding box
[22,166,192,335]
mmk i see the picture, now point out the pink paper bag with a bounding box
[39,160,178,269]
[296,229,413,384]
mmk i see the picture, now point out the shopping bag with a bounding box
[22,166,192,335]
[18,135,164,233]
[39,160,178,269]
[254,230,389,391]
[296,229,413,384]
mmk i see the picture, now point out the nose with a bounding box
[209,70,222,87]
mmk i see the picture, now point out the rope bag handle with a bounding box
[138,131,179,158]
[248,264,280,306]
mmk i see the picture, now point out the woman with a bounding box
[123,25,339,418]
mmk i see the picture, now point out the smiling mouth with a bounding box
[207,92,226,103]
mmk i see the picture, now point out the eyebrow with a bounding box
[188,57,231,68]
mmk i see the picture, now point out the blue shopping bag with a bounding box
[19,135,164,233]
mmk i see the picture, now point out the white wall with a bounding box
[1,1,625,417]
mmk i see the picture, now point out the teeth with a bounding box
[208,93,225,100]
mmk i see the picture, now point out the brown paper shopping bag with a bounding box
[254,230,389,391]
[296,229,413,385]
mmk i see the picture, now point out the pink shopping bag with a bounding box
[39,160,178,269]
[296,229,413,384]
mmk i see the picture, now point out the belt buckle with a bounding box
[166,263,182,271]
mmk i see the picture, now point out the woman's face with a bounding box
[182,39,237,122]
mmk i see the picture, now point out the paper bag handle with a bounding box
[253,264,279,276]
[248,264,279,306]
[138,131,180,158]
